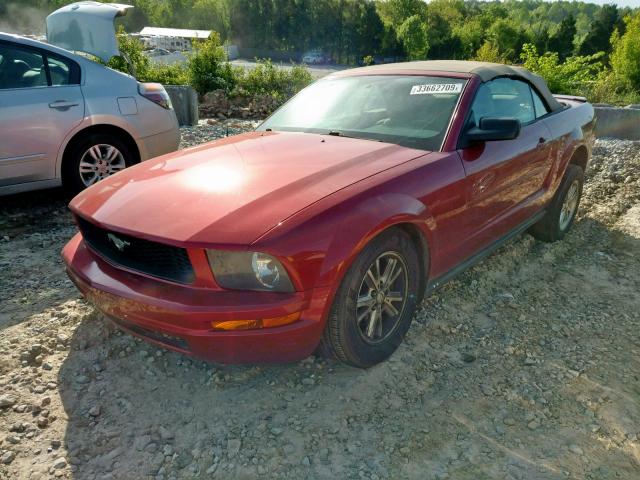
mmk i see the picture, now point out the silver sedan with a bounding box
[0,3,180,195]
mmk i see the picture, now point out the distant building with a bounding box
[137,27,212,51]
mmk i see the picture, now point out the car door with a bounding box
[457,77,553,254]
[0,40,84,187]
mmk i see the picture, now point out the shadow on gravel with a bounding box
[56,312,363,479]
[0,187,71,235]
[54,216,640,479]
[0,188,79,330]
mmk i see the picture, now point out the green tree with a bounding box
[192,0,230,36]
[486,18,529,62]
[548,14,577,60]
[610,13,640,89]
[424,11,454,59]
[520,43,604,95]
[376,0,425,29]
[452,17,484,58]
[397,15,428,60]
[353,1,385,61]
[188,33,235,94]
[578,4,621,56]
[474,40,503,63]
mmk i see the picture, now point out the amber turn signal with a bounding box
[211,312,301,331]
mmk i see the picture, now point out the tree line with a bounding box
[10,1,637,63]
[5,1,640,102]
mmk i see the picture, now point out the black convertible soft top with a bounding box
[339,60,563,112]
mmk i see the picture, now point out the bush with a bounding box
[234,60,313,99]
[188,32,236,95]
[519,43,604,96]
[109,29,190,86]
[107,29,312,105]
[144,63,190,86]
[108,27,151,78]
[589,72,640,105]
[474,40,504,63]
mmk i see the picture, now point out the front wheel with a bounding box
[319,228,420,368]
[529,164,584,242]
[63,134,135,195]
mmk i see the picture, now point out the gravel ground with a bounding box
[0,126,639,480]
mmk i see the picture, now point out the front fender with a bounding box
[319,193,432,287]
[255,190,434,295]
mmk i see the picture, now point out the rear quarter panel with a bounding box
[81,61,178,140]
[54,59,179,176]
[542,101,595,200]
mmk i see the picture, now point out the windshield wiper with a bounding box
[324,130,383,142]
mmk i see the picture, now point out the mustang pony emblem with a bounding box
[107,233,130,252]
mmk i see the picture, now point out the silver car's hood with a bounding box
[46,2,132,63]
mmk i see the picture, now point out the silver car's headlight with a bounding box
[206,250,294,293]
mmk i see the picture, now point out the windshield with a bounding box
[258,75,467,151]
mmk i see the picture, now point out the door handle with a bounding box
[49,101,79,110]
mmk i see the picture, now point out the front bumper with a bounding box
[62,233,330,363]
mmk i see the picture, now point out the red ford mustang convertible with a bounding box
[63,61,595,367]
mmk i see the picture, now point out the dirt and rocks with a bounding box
[0,129,639,480]
[199,90,283,120]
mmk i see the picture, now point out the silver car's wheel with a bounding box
[559,179,579,231]
[63,133,136,195]
[79,144,126,187]
[355,252,408,345]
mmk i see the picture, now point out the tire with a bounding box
[62,133,135,195]
[319,228,420,368]
[529,164,584,242]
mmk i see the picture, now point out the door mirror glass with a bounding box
[463,117,521,146]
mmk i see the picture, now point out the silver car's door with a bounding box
[0,41,84,187]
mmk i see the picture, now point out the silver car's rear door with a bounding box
[0,40,84,187]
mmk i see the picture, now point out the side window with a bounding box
[531,88,549,118]
[0,43,48,90]
[47,55,78,86]
[467,83,493,129]
[468,78,536,127]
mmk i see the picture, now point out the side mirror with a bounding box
[462,117,521,147]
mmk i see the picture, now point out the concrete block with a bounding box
[164,85,199,126]
[594,105,640,141]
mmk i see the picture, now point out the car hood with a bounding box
[46,2,133,63]
[70,131,427,246]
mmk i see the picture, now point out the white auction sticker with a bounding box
[410,83,462,95]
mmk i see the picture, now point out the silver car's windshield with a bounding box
[258,75,467,151]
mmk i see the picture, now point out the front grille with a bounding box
[76,216,195,284]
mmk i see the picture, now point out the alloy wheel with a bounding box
[559,179,580,231]
[355,251,408,345]
[79,144,126,187]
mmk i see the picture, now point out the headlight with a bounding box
[206,250,294,292]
